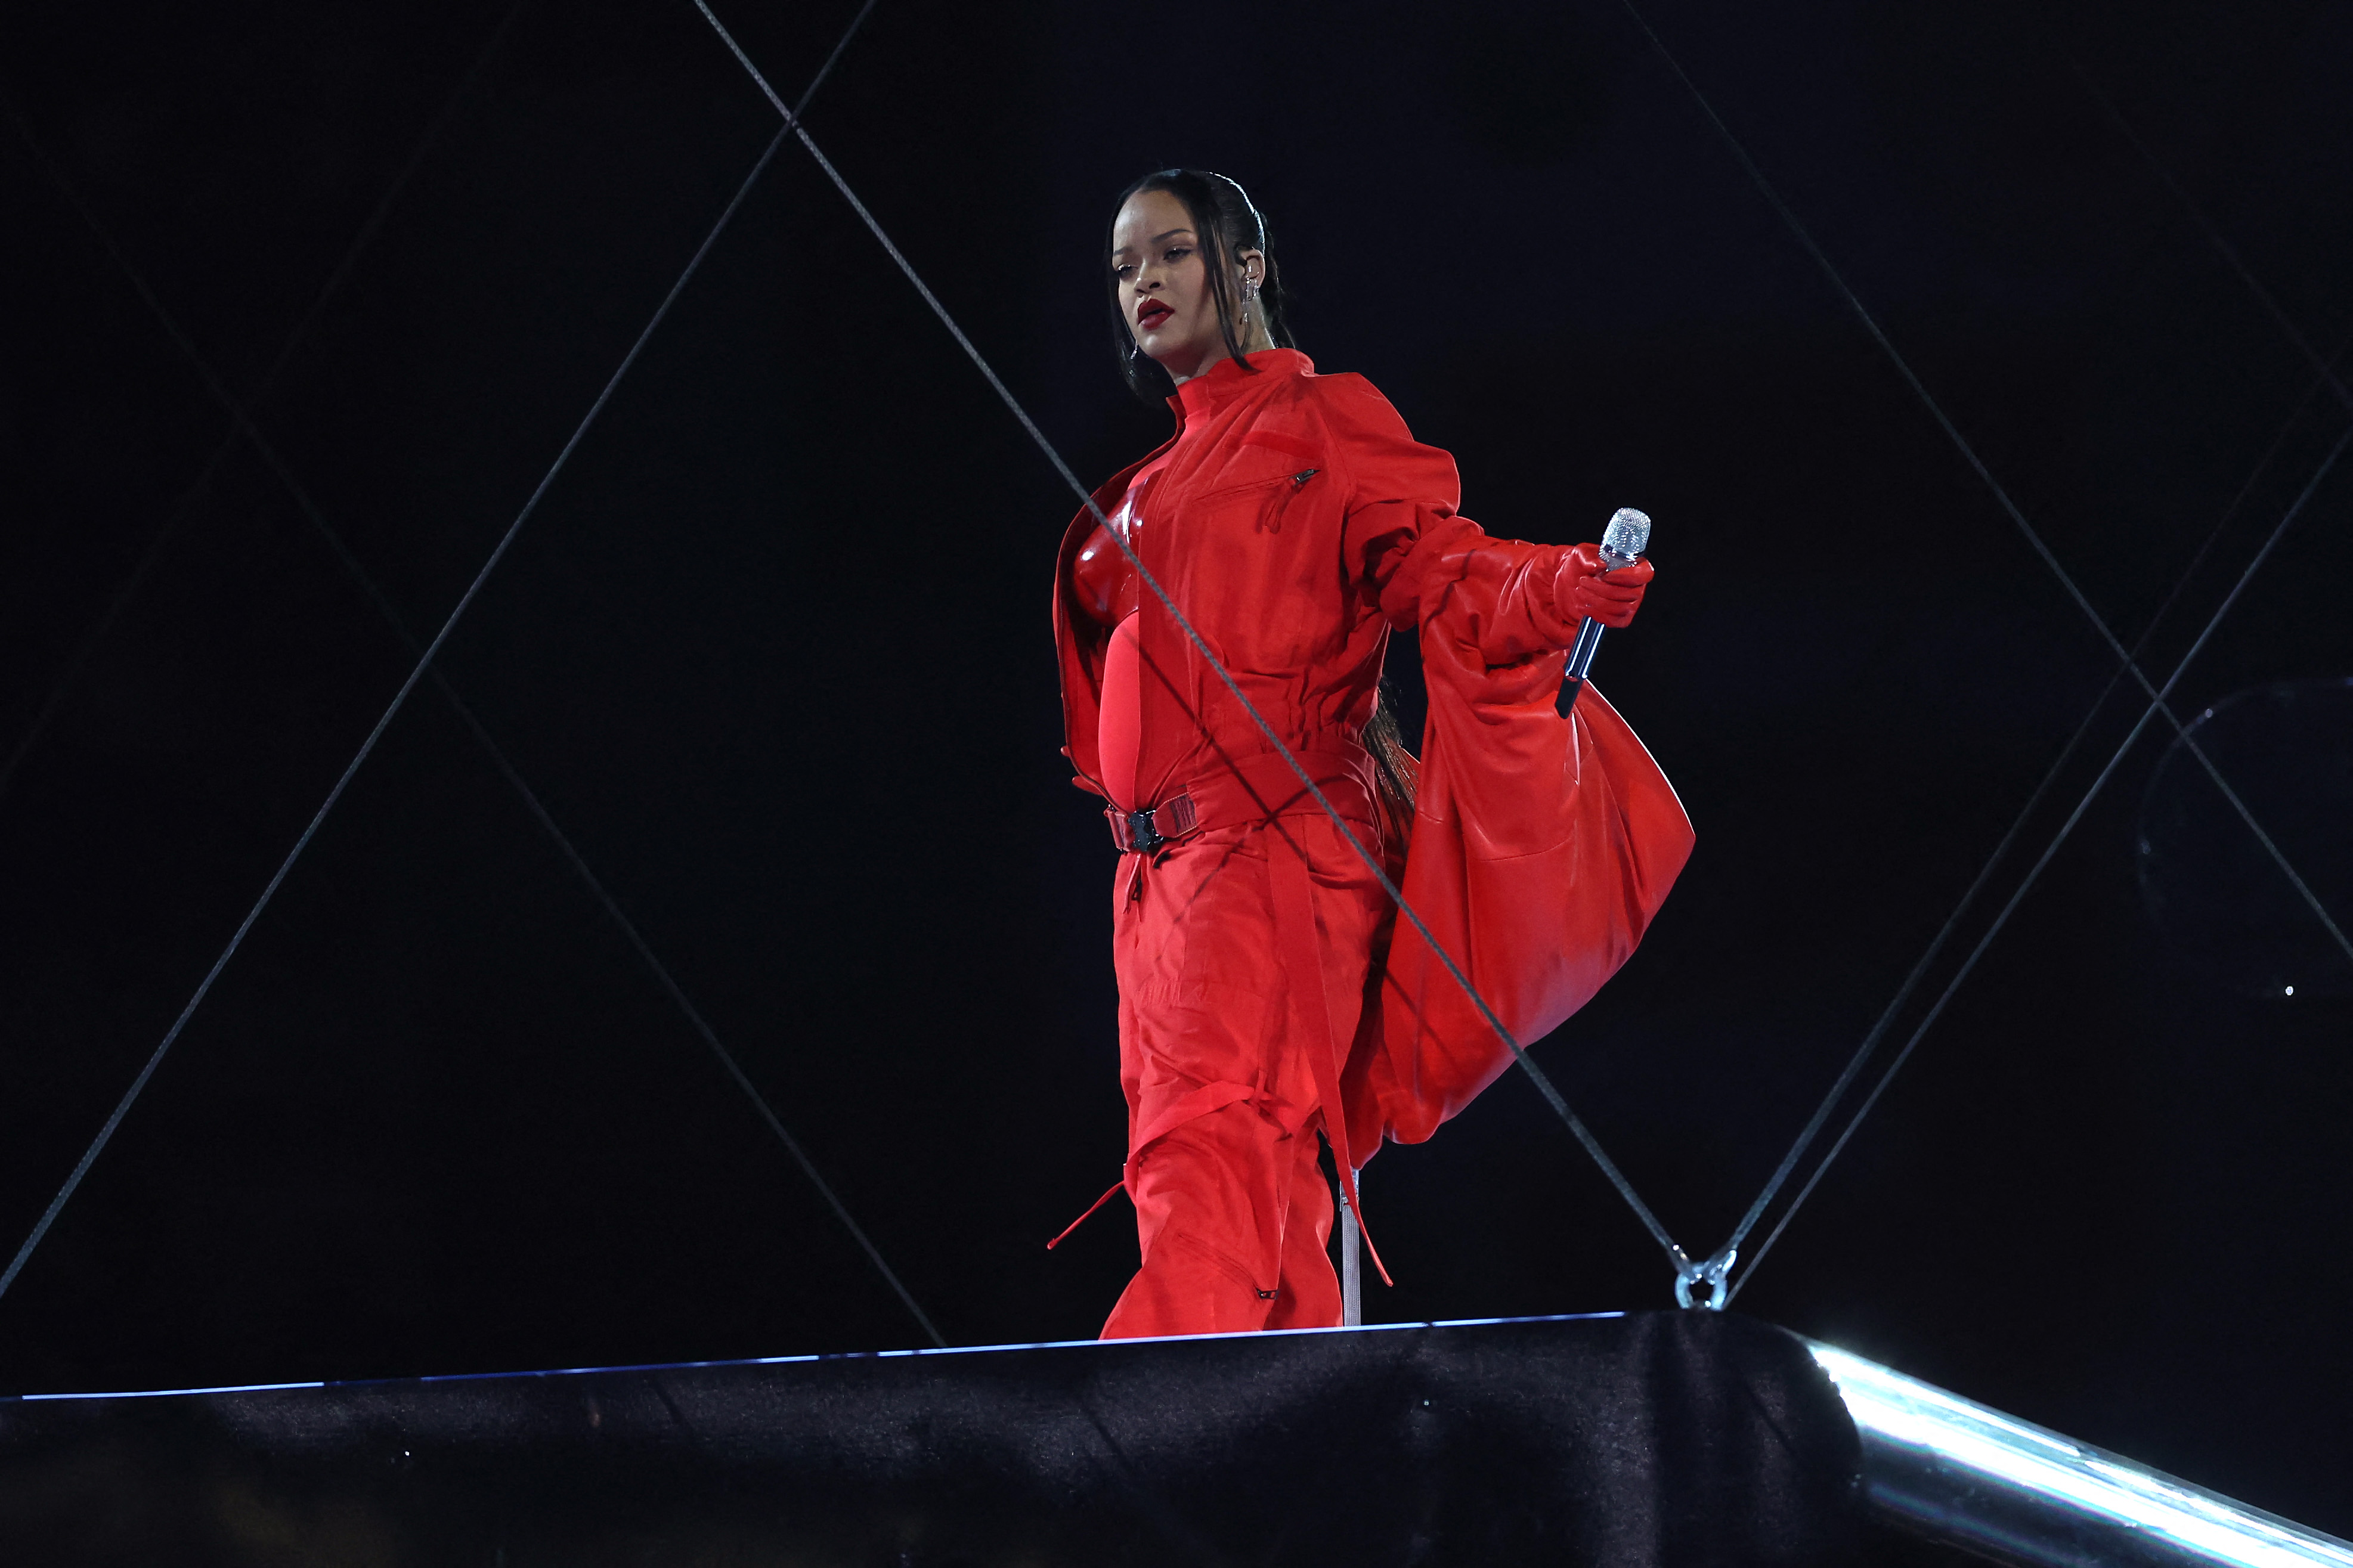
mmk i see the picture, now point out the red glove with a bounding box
[1555,541,1654,630]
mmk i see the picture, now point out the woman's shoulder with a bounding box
[1287,364,1415,442]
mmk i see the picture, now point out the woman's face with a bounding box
[1111,188,1259,384]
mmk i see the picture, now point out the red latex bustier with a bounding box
[1071,459,1168,813]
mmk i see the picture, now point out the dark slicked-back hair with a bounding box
[1107,169,1295,403]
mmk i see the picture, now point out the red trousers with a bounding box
[1100,812,1388,1338]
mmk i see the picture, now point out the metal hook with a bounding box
[1671,1245,1736,1310]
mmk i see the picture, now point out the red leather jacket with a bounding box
[1054,349,1692,1167]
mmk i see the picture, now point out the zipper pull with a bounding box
[1259,470,1319,534]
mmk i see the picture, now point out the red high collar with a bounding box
[1166,347,1314,425]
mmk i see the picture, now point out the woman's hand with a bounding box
[1555,542,1654,630]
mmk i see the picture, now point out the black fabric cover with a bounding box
[0,1310,1862,1565]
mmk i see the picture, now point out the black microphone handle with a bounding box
[1556,544,1643,716]
[1556,616,1605,716]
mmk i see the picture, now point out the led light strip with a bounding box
[1810,1341,2353,1566]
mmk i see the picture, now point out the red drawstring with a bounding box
[1045,1181,1126,1250]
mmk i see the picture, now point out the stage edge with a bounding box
[1806,1340,2353,1567]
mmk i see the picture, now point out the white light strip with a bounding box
[1809,1343,2353,1567]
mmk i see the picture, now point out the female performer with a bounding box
[1052,170,1693,1338]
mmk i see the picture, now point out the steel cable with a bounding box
[1714,336,2353,1284]
[2067,55,2353,420]
[2,0,938,1347]
[0,35,866,1312]
[684,0,1695,1273]
[1727,420,2350,1300]
[1612,0,2350,977]
[0,0,530,813]
[1610,0,2353,1291]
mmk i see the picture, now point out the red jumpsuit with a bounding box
[1052,349,1693,1338]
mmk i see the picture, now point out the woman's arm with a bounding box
[1324,377,1650,662]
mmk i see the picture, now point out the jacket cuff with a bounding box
[1537,547,1587,648]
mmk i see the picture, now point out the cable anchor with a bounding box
[1671,1245,1736,1310]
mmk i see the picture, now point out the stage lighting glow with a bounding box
[1810,1341,2353,1566]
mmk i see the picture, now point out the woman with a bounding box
[1052,170,1692,1338]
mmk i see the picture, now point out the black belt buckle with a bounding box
[1126,808,1163,853]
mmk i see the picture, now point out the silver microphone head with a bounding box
[1600,507,1651,568]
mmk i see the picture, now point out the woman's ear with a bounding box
[1236,248,1265,291]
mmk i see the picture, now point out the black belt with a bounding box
[1107,792,1199,853]
[1103,749,1380,855]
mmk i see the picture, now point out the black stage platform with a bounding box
[0,1310,1868,1566]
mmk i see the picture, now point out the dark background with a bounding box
[4,0,2349,1544]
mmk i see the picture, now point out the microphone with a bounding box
[1556,507,1652,716]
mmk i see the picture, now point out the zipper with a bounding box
[1257,468,1319,534]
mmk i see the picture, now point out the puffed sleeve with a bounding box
[1322,376,1582,665]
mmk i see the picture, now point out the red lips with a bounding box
[1137,300,1172,330]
